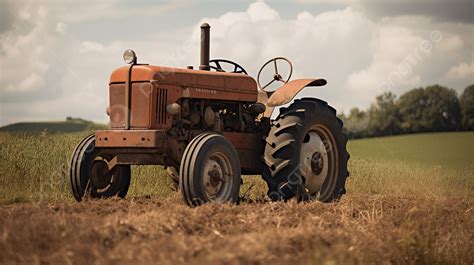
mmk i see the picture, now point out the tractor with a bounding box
[70,23,349,206]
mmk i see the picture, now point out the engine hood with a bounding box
[110,65,258,95]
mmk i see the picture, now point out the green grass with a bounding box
[0,132,173,204]
[348,132,474,172]
[0,131,472,204]
[345,132,474,198]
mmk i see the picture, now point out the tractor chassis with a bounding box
[95,129,263,174]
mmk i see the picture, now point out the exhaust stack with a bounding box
[199,23,210,71]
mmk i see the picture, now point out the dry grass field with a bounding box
[0,132,473,264]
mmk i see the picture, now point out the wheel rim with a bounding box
[202,152,234,201]
[87,155,119,195]
[299,125,338,195]
[90,158,114,190]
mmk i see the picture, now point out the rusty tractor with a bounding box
[70,23,349,206]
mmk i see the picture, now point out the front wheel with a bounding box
[262,98,349,202]
[70,134,131,202]
[179,133,241,206]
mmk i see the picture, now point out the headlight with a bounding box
[166,103,181,115]
[123,49,137,64]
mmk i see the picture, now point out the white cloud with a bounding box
[446,62,474,80]
[296,0,354,2]
[346,25,425,99]
[55,22,67,34]
[0,2,51,98]
[437,35,464,53]
[247,1,280,21]
[52,1,189,24]
[5,73,45,93]
[80,41,105,53]
[1,0,473,125]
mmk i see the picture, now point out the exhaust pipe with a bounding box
[199,23,210,71]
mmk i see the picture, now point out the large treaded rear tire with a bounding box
[262,98,349,202]
[179,133,241,206]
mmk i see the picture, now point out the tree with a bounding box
[398,85,461,133]
[460,85,474,130]
[398,88,426,133]
[339,107,370,138]
[424,85,461,131]
[367,92,401,136]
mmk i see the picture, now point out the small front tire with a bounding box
[179,133,241,206]
[70,134,131,202]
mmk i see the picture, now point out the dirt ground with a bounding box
[1,195,473,265]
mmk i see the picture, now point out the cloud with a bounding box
[346,25,429,99]
[437,35,464,53]
[0,1,107,123]
[247,1,280,21]
[5,73,45,93]
[80,41,105,53]
[446,62,474,80]
[299,0,474,24]
[0,2,15,34]
[1,0,473,125]
[190,2,378,110]
[55,22,67,34]
[57,0,190,24]
[0,1,52,99]
[193,1,472,109]
[356,0,474,24]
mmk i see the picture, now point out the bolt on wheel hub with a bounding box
[299,130,330,194]
[203,159,224,196]
[311,152,324,175]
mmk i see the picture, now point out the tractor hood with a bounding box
[110,65,258,94]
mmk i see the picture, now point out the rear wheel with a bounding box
[70,134,131,201]
[180,133,241,206]
[262,98,349,202]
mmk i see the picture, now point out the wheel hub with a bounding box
[298,131,329,194]
[90,160,112,189]
[311,152,324,175]
[203,159,224,196]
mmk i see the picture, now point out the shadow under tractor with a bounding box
[70,23,350,206]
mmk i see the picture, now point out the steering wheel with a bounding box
[209,59,248,74]
[257,57,293,91]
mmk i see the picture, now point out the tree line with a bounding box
[338,84,474,139]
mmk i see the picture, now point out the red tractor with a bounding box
[70,23,349,206]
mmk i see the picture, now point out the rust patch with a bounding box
[110,65,258,102]
[95,130,166,148]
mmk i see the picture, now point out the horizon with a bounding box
[1,82,471,128]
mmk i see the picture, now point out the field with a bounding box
[0,132,473,264]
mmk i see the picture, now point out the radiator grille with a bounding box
[156,88,168,125]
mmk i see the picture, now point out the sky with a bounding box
[0,0,473,125]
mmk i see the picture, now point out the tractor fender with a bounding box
[267,78,327,107]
